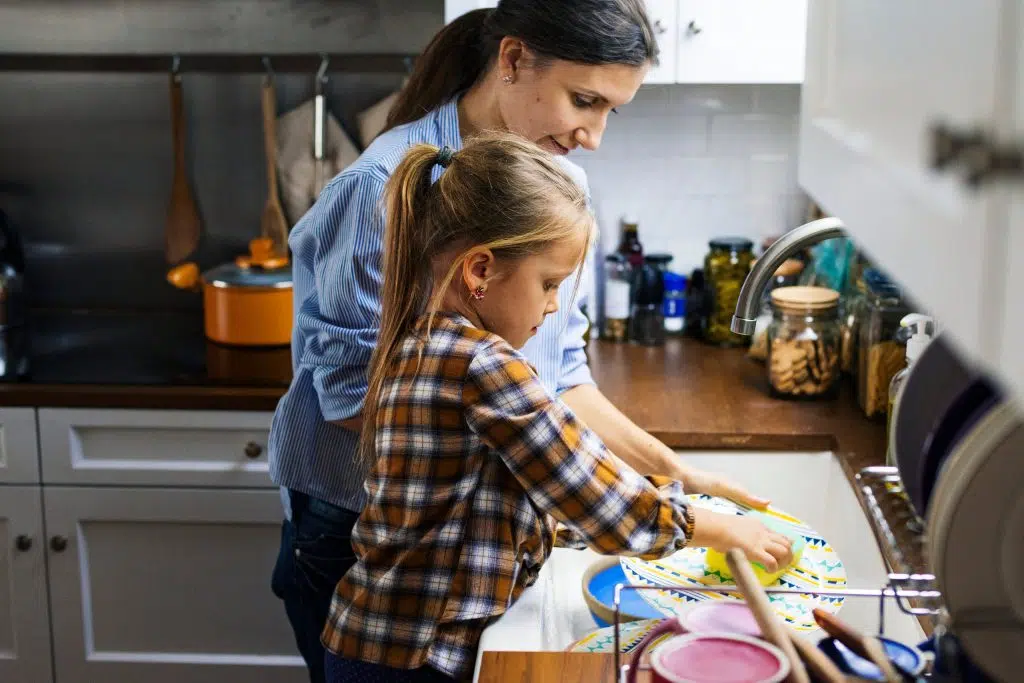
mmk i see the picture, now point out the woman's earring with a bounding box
[471,286,487,300]
[501,74,514,85]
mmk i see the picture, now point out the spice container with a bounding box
[602,254,632,342]
[663,272,687,335]
[857,269,910,418]
[630,255,668,345]
[702,238,755,346]
[748,258,804,361]
[767,286,841,399]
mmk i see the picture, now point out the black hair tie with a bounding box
[436,145,454,168]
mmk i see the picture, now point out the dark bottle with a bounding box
[617,216,644,267]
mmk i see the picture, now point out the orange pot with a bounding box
[168,241,293,347]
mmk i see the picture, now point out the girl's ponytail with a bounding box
[360,144,439,465]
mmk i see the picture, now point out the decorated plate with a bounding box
[567,618,670,654]
[620,494,847,632]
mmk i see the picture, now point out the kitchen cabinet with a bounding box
[675,0,807,84]
[0,486,53,683]
[38,408,275,488]
[442,0,807,84]
[799,0,1024,401]
[0,408,41,484]
[43,486,305,683]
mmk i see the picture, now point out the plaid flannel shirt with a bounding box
[321,313,693,680]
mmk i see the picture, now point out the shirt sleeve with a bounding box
[289,170,387,421]
[463,342,692,559]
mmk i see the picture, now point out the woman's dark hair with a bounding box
[385,0,657,131]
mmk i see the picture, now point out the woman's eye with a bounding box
[573,95,594,108]
[611,107,620,115]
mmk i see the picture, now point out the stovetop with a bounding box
[0,309,293,387]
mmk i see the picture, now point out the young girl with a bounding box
[320,133,794,683]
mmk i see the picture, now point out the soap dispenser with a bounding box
[885,313,935,467]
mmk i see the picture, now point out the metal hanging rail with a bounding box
[0,53,416,74]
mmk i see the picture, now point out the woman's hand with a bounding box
[676,464,771,510]
[690,508,793,573]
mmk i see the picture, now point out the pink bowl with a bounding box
[650,632,790,683]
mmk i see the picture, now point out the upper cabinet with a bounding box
[443,0,808,85]
[799,0,1024,401]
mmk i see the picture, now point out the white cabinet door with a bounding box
[676,0,807,84]
[0,486,53,683]
[44,486,305,683]
[799,0,1012,381]
[444,0,497,24]
[0,408,40,485]
[644,0,678,84]
[38,408,275,488]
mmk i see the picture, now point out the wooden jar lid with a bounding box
[771,285,840,312]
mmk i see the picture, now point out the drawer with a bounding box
[0,408,41,484]
[38,409,276,488]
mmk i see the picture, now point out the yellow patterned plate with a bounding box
[567,618,671,654]
[620,494,847,632]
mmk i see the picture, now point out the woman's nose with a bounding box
[574,121,605,151]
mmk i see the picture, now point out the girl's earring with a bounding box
[501,74,514,85]
[471,286,487,300]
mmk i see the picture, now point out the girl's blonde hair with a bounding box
[361,130,594,465]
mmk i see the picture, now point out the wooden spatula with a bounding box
[260,75,289,259]
[165,73,202,265]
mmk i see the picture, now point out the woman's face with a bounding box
[495,42,648,156]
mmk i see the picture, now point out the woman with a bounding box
[269,2,771,681]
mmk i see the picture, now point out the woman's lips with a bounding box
[548,136,570,155]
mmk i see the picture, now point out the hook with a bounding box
[171,54,181,82]
[403,56,415,75]
[316,53,330,84]
[262,56,274,81]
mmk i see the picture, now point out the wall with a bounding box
[575,83,806,279]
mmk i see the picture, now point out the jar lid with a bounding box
[205,262,293,289]
[644,253,674,264]
[709,237,754,251]
[771,285,839,312]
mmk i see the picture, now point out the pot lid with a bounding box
[205,262,292,289]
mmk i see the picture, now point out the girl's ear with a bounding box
[460,247,496,294]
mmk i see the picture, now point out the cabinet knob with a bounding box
[15,534,32,552]
[929,122,1024,188]
[50,536,68,552]
[654,19,668,35]
[686,20,703,36]
[244,441,264,459]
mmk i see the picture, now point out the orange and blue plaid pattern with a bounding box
[321,313,693,680]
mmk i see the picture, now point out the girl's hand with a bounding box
[676,465,771,510]
[690,508,793,573]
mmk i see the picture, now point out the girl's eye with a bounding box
[544,282,558,292]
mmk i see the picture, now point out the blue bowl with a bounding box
[818,636,926,680]
[582,557,664,627]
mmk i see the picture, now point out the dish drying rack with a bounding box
[609,465,947,679]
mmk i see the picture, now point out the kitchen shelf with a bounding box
[0,53,415,74]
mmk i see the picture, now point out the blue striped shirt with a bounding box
[268,98,595,514]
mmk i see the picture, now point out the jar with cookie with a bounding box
[766,286,842,399]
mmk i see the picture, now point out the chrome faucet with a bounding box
[730,217,847,335]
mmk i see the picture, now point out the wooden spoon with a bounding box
[725,548,811,683]
[260,75,289,258]
[165,73,202,265]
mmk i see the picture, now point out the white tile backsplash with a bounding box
[574,84,806,283]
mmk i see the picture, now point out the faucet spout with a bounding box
[730,217,847,335]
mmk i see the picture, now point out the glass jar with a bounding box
[602,253,632,342]
[839,275,867,375]
[857,269,910,418]
[767,286,842,399]
[702,238,755,346]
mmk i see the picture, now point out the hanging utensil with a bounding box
[313,54,329,196]
[260,59,289,258]
[164,57,202,265]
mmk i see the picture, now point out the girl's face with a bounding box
[463,229,590,349]
[495,42,648,156]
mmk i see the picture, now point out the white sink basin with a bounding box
[474,451,926,681]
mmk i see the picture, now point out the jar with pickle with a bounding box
[702,238,754,346]
[767,286,842,399]
[857,269,910,419]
